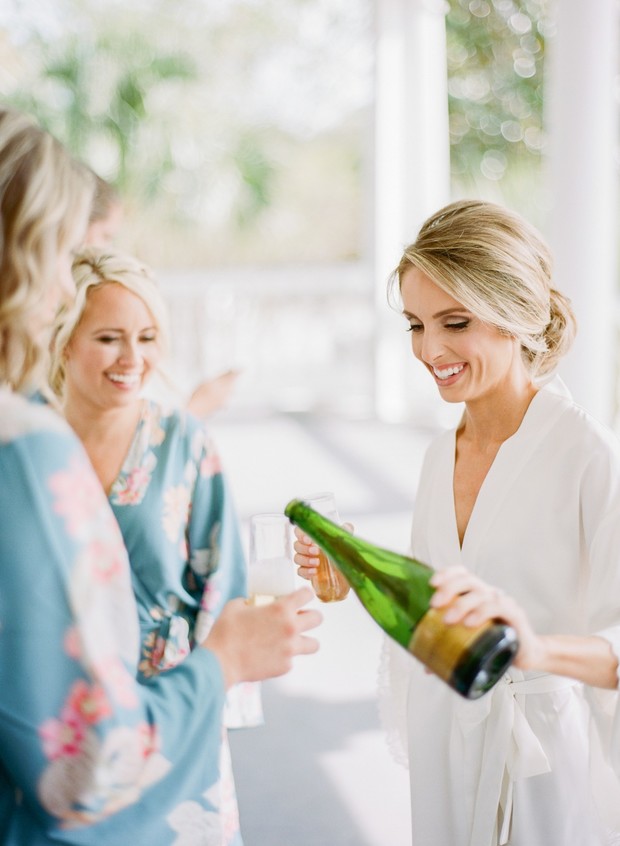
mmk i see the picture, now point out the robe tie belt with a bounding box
[453,669,579,846]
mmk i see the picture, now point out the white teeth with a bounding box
[433,364,464,380]
[108,373,140,385]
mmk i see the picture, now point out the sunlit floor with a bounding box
[208,409,438,846]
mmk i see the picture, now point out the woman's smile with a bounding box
[105,371,142,389]
[431,362,466,385]
[63,282,160,410]
[400,267,524,406]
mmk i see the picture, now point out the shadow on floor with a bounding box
[229,682,381,846]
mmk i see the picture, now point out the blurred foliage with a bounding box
[0,0,370,265]
[446,0,551,213]
[10,32,197,195]
[0,0,552,264]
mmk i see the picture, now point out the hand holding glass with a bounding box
[301,492,350,602]
[247,513,296,605]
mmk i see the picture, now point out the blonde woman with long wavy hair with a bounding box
[0,107,321,845]
[50,246,259,844]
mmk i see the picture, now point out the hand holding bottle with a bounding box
[201,587,322,688]
[429,566,620,689]
[286,499,518,699]
[429,566,544,672]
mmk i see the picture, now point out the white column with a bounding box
[545,0,619,423]
[372,0,451,423]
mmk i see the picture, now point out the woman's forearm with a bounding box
[532,634,618,689]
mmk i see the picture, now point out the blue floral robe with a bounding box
[108,402,245,680]
[0,390,234,844]
[107,401,262,845]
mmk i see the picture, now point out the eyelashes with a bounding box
[405,321,470,333]
[96,335,158,344]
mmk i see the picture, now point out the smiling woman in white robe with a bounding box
[402,375,620,845]
[375,199,620,846]
[294,200,620,844]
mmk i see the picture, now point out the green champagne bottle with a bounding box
[285,498,518,699]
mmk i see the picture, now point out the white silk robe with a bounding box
[385,380,620,846]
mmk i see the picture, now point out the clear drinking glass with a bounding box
[302,492,350,602]
[247,513,296,605]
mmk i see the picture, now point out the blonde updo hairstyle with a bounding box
[50,247,171,398]
[390,199,577,378]
[0,108,93,390]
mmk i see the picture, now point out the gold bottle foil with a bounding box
[408,606,495,682]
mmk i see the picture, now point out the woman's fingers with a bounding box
[430,566,485,608]
[430,566,510,626]
[293,528,320,576]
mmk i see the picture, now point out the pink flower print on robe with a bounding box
[146,405,166,446]
[39,713,87,761]
[39,679,112,760]
[63,627,82,660]
[162,484,191,544]
[150,615,191,672]
[69,537,140,670]
[191,428,223,479]
[200,448,222,479]
[49,453,109,539]
[66,679,113,725]
[110,451,157,506]
[86,538,125,584]
[64,633,142,711]
[93,655,140,709]
[37,678,170,826]
[38,721,171,826]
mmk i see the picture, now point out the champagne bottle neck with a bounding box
[285,499,434,620]
[285,499,518,698]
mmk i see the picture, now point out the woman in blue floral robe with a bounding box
[1,392,231,843]
[0,106,320,846]
[50,249,262,845]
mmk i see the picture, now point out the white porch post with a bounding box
[545,0,619,423]
[372,0,451,423]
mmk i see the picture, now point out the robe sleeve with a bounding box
[577,433,620,783]
[579,438,620,653]
[186,426,247,620]
[0,426,227,838]
[188,423,263,728]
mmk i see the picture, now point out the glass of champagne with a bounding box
[247,513,296,605]
[301,492,350,602]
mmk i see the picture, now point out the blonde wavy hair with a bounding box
[0,108,93,390]
[50,247,171,398]
[389,199,577,378]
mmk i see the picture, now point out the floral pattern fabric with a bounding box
[0,391,229,845]
[109,402,262,843]
[109,403,246,679]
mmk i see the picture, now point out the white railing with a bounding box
[159,261,378,417]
